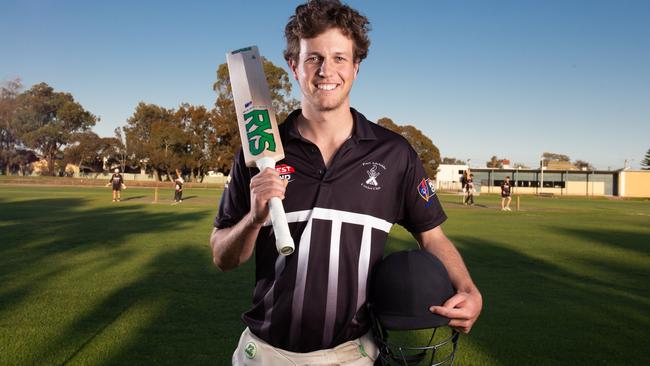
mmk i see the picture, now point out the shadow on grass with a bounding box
[120,195,146,201]
[434,235,650,366]
[29,245,253,365]
[553,226,650,257]
[0,194,253,364]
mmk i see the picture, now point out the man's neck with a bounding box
[297,102,355,168]
[297,103,354,145]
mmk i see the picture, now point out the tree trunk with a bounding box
[46,154,56,176]
[153,168,160,181]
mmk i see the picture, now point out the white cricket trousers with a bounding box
[232,327,378,365]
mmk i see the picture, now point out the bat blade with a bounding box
[226,46,284,168]
[226,46,294,256]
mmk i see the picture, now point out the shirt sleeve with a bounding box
[214,149,252,229]
[396,145,447,233]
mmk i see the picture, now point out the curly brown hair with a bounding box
[283,0,371,63]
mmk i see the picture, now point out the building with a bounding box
[436,165,650,198]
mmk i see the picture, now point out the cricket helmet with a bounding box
[114,168,119,173]
[368,250,460,366]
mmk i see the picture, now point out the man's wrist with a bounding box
[247,212,265,228]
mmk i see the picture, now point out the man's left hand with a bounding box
[429,290,482,333]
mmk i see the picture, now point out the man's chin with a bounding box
[314,99,346,112]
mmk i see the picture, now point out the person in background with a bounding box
[465,173,475,206]
[173,173,184,204]
[107,168,125,202]
[501,176,512,211]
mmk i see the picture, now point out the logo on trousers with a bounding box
[244,342,257,359]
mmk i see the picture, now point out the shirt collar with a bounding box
[284,108,377,143]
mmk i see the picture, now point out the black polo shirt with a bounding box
[215,108,446,353]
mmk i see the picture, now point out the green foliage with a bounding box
[11,83,97,175]
[642,148,650,170]
[124,103,179,180]
[486,155,502,168]
[377,117,441,178]
[62,131,121,173]
[0,78,32,175]
[174,104,214,180]
[573,159,593,170]
[442,157,466,165]
[542,151,570,166]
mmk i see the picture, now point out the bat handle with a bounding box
[256,157,295,256]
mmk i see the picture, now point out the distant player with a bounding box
[173,173,184,204]
[501,176,512,211]
[465,173,475,206]
[107,168,125,202]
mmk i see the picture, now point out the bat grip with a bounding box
[256,157,295,256]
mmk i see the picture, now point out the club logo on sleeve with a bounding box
[361,162,386,191]
[418,178,437,206]
[276,164,295,182]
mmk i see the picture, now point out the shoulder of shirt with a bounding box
[361,116,416,154]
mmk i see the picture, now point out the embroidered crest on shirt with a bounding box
[361,162,386,191]
[418,178,437,207]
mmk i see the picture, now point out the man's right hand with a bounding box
[211,168,288,271]
[249,167,288,225]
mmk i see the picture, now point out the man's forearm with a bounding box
[210,212,262,271]
[416,227,478,293]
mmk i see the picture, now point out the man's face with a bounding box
[289,27,359,113]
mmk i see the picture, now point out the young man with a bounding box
[211,1,482,364]
[465,173,475,206]
[173,173,184,204]
[501,176,513,211]
[107,168,124,202]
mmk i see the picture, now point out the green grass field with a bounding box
[1,185,648,365]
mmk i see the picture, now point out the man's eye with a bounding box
[335,56,346,62]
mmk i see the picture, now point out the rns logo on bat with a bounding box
[244,108,276,155]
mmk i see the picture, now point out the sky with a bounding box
[2,0,649,170]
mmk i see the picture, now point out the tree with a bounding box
[212,57,298,173]
[377,118,441,178]
[486,156,503,168]
[441,157,466,165]
[174,103,214,181]
[573,159,594,171]
[113,127,130,173]
[542,152,570,166]
[11,83,97,175]
[0,78,25,174]
[642,148,650,170]
[63,131,121,173]
[124,102,179,181]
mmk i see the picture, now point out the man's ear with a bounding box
[354,62,360,79]
[288,59,299,80]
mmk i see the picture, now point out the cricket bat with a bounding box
[226,46,295,256]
